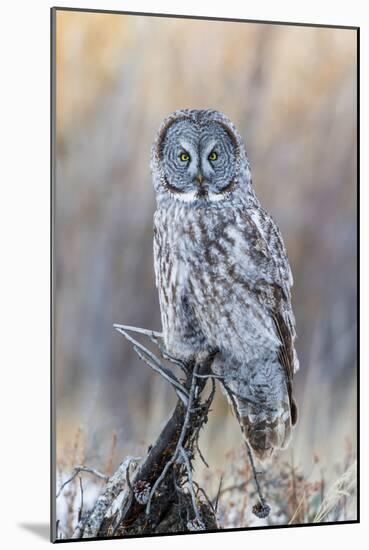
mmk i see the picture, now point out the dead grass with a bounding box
[55,426,357,539]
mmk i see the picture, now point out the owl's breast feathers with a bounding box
[154,200,297,371]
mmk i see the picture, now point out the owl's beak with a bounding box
[196,173,204,185]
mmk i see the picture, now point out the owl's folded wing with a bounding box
[187,208,298,417]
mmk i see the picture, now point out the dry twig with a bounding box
[57,466,109,498]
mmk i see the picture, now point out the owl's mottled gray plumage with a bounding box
[150,109,299,461]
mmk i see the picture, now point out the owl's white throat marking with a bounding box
[208,191,228,202]
[166,187,229,204]
[171,189,198,203]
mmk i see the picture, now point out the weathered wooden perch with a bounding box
[57,324,269,539]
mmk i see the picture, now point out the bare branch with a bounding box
[114,325,189,401]
[114,326,165,371]
[57,466,109,498]
[180,448,204,528]
[78,476,84,522]
[146,362,199,516]
[158,347,189,375]
[188,377,215,469]
[133,346,189,405]
[214,480,252,503]
[194,372,223,379]
[220,380,270,519]
[114,322,188,374]
[214,476,223,512]
[196,440,210,468]
[113,323,162,341]
[193,480,217,516]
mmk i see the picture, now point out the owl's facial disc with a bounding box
[160,119,238,202]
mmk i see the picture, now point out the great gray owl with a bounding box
[150,108,299,461]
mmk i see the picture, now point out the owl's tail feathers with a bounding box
[214,354,298,461]
[239,400,294,462]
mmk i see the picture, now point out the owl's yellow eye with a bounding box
[179,152,190,162]
[208,151,218,161]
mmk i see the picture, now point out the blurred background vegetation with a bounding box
[54,10,357,524]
